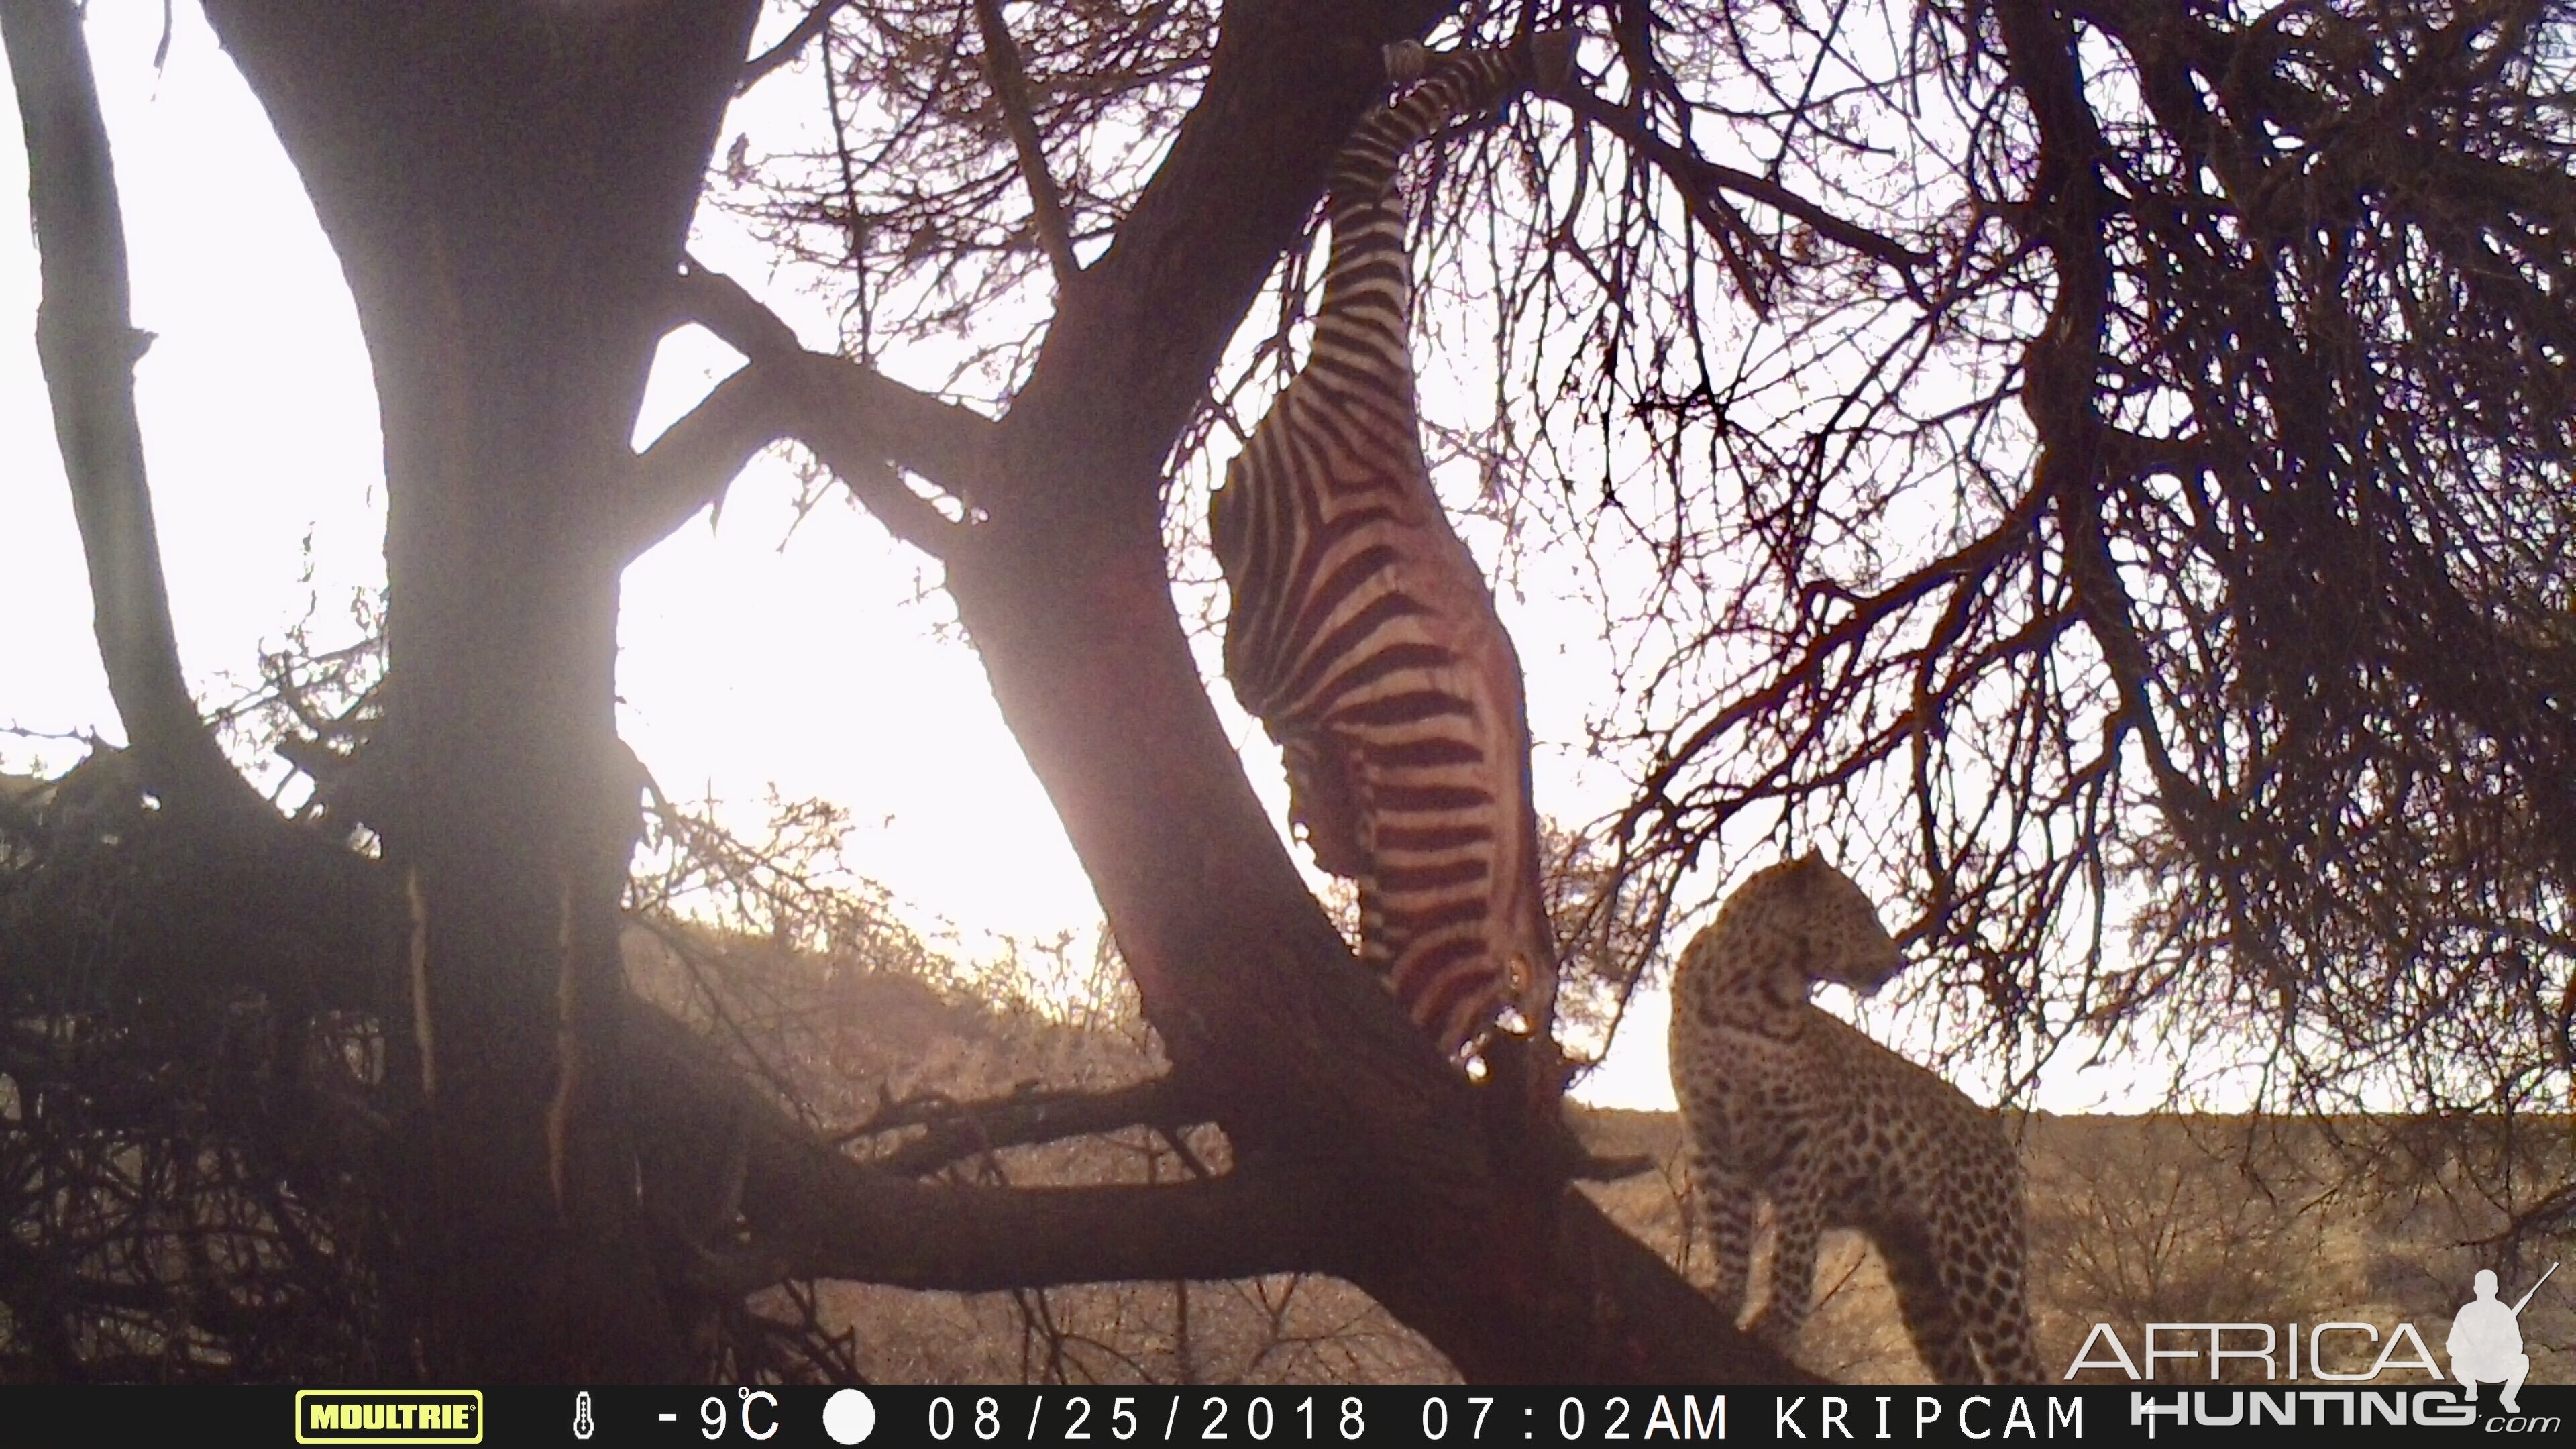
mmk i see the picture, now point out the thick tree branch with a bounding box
[1995,0,2218,833]
[753,1160,1335,1291]
[632,990,1763,1369]
[3,0,267,826]
[620,994,1325,1290]
[971,0,1081,291]
[737,0,852,95]
[672,261,995,554]
[616,362,791,563]
[851,1076,1203,1177]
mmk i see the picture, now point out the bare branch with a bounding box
[851,1077,1203,1177]
[616,362,791,563]
[3,0,267,825]
[1994,0,2216,832]
[971,0,1082,291]
[1564,86,1932,278]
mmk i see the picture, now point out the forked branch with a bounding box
[618,362,791,561]
[669,260,1001,554]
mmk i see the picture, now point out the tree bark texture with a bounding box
[203,0,761,1382]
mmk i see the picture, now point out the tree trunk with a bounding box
[943,471,1793,1381]
[202,0,760,1381]
[909,0,1791,1373]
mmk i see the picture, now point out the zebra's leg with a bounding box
[1684,1141,1756,1326]
[1747,1165,1822,1352]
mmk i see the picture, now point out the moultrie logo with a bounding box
[293,1389,482,1444]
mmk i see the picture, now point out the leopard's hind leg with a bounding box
[1879,1223,1984,1384]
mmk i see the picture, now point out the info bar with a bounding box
[0,1382,2565,1446]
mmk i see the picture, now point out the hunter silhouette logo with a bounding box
[2449,1263,2554,1414]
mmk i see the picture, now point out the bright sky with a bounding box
[1,7,2187,1116]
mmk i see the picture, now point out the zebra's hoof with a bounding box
[1383,40,1430,85]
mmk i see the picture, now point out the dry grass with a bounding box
[1578,1108,2576,1385]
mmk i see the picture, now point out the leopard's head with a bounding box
[1737,851,1907,1007]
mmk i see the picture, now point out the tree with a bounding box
[1577,0,2576,1135]
[9,0,1803,1383]
[8,0,2575,1386]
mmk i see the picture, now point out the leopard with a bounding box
[1668,852,2041,1383]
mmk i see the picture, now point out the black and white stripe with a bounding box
[1210,36,1569,1059]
